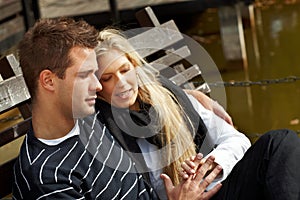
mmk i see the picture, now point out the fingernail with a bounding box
[196,153,203,159]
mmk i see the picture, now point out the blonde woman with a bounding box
[95,28,251,199]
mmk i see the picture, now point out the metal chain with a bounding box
[195,76,300,87]
[195,75,300,137]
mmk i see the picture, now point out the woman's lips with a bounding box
[115,89,132,99]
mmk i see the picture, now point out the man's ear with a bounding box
[39,69,55,91]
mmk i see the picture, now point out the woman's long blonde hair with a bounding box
[96,28,196,185]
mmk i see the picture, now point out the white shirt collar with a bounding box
[38,120,80,146]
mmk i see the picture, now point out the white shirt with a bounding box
[38,120,79,146]
[137,94,251,199]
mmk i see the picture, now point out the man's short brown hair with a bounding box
[18,17,99,99]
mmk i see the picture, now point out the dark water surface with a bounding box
[184,1,300,142]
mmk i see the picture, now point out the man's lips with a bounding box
[86,97,97,105]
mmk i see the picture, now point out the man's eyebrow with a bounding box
[77,69,95,74]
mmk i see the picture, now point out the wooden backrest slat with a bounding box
[0,0,22,21]
[0,117,31,147]
[195,83,211,93]
[0,74,31,114]
[150,46,191,70]
[169,64,201,86]
[128,20,182,58]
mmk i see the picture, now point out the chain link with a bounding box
[194,76,300,87]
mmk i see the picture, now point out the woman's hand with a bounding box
[179,153,222,180]
[161,155,222,200]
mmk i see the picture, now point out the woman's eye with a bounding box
[121,70,129,74]
[101,76,111,82]
[121,67,131,74]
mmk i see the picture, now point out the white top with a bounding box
[137,94,251,199]
[38,120,80,146]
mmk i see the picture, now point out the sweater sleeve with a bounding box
[186,94,251,187]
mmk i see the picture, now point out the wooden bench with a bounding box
[0,54,31,199]
[130,6,211,94]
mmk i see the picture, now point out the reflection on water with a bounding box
[188,1,300,141]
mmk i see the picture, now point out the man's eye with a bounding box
[78,73,89,78]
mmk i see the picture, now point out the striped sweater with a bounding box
[12,113,157,199]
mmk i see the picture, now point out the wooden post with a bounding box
[218,3,246,61]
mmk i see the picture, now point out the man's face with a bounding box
[56,47,101,119]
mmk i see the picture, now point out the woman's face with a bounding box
[97,49,139,110]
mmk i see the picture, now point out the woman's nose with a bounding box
[116,74,126,87]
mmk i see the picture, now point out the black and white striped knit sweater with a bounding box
[12,113,158,199]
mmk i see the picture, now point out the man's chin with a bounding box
[73,108,96,119]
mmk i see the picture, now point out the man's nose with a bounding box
[96,81,102,92]
[92,74,102,92]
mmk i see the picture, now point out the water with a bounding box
[185,1,300,141]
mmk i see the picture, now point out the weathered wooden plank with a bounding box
[173,63,196,89]
[128,20,182,58]
[0,117,30,147]
[0,74,31,114]
[5,54,22,75]
[218,4,244,60]
[0,0,18,7]
[150,46,191,71]
[169,64,201,86]
[0,0,22,21]
[0,16,25,41]
[195,82,211,93]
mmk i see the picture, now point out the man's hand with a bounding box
[184,89,233,126]
[161,155,222,200]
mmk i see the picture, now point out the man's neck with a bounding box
[31,106,76,140]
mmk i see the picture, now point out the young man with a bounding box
[12,17,222,199]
